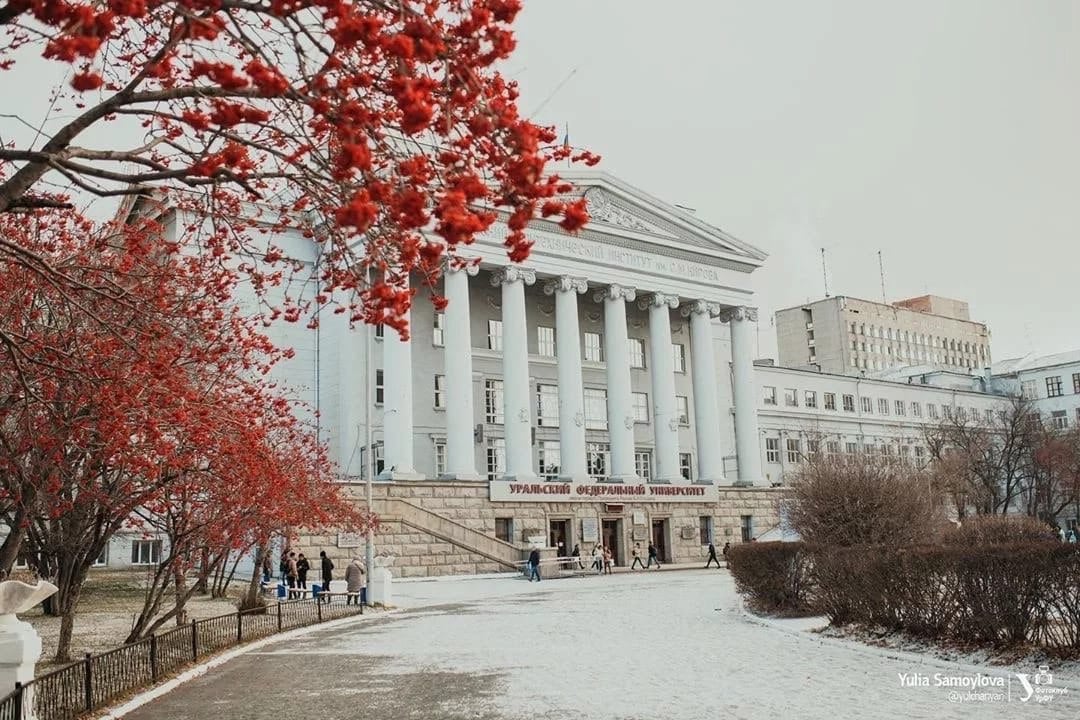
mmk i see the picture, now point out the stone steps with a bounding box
[377,498,521,570]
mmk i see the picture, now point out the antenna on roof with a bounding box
[878,250,887,304]
[821,248,830,298]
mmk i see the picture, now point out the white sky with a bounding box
[511,0,1080,361]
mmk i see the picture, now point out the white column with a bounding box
[492,266,537,481]
[726,305,761,486]
[596,284,637,482]
[641,293,681,482]
[544,276,589,481]
[379,305,421,480]
[335,311,365,479]
[683,300,724,483]
[442,265,480,479]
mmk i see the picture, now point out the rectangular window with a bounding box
[538,440,561,480]
[894,399,905,416]
[765,437,780,463]
[784,388,798,407]
[1074,373,1080,394]
[587,442,610,480]
[433,439,447,477]
[584,388,608,430]
[877,398,889,415]
[842,394,855,412]
[984,409,995,425]
[358,442,385,479]
[804,391,818,409]
[1021,380,1038,399]
[676,395,690,425]
[912,402,922,418]
[914,446,925,462]
[957,407,967,421]
[536,384,559,427]
[699,516,713,545]
[1047,376,1064,398]
[484,379,504,424]
[375,369,384,405]
[740,515,754,542]
[826,440,841,455]
[375,323,384,339]
[672,343,686,373]
[632,392,650,423]
[434,374,446,409]
[943,405,953,420]
[824,392,836,411]
[678,452,693,481]
[928,403,939,419]
[1052,411,1069,430]
[846,442,859,455]
[487,319,503,351]
[486,438,506,481]
[433,312,445,347]
[861,396,873,414]
[495,518,513,543]
[807,439,820,457]
[628,337,646,368]
[634,451,652,481]
[762,386,777,405]
[131,539,162,566]
[584,332,603,362]
[786,438,801,464]
[537,326,555,357]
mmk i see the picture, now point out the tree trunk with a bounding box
[53,584,82,663]
[193,548,209,594]
[172,565,188,626]
[241,544,268,610]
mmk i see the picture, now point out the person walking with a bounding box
[345,558,366,605]
[646,542,660,569]
[603,546,614,575]
[571,544,583,569]
[296,553,310,592]
[722,542,731,560]
[528,548,542,582]
[591,545,603,574]
[285,551,299,598]
[630,543,645,570]
[261,553,272,584]
[704,542,721,569]
[319,550,334,602]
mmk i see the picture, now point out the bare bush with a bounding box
[727,542,815,616]
[941,514,1058,546]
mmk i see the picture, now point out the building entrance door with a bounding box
[601,519,623,565]
[549,519,570,557]
[651,519,670,562]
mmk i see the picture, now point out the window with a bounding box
[487,320,503,350]
[375,369,384,405]
[1052,411,1069,430]
[538,440,561,480]
[914,446,925,462]
[627,337,646,368]
[861,397,873,414]
[484,379,504,424]
[957,407,967,421]
[807,439,820,457]
[894,400,905,416]
[1074,373,1080,394]
[584,332,603,362]
[632,392,650,423]
[131,539,162,566]
[434,374,446,409]
[433,312,445,346]
[495,518,513,543]
[845,442,859,455]
[762,386,777,405]
[1021,380,1038,399]
[842,394,855,412]
[486,438,506,481]
[584,388,608,429]
[676,396,690,425]
[784,388,798,407]
[912,402,922,418]
[943,405,953,420]
[634,451,652,481]
[587,442,610,480]
[359,442,385,478]
[928,403,939,419]
[877,398,889,415]
[699,516,713,545]
[765,437,780,463]
[786,438,801,464]
[824,393,836,411]
[672,344,686,373]
[537,326,555,357]
[374,323,385,339]
[804,391,818,409]
[679,452,693,480]
[1047,376,1064,398]
[433,439,447,477]
[740,515,754,542]
[984,409,995,425]
[826,441,841,455]
[537,384,559,426]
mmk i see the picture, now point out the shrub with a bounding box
[786,455,941,547]
[942,515,1058,546]
[728,541,815,616]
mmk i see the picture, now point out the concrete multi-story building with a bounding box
[775,295,992,377]
[992,350,1080,431]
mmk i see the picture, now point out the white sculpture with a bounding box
[369,555,394,607]
[0,580,58,718]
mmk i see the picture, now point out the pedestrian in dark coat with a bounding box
[528,548,541,582]
[705,542,721,569]
[296,553,310,589]
[646,542,661,569]
[319,551,334,602]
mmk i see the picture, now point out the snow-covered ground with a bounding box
[127,569,1078,720]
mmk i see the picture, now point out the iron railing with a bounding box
[0,593,363,720]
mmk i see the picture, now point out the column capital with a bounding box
[489,266,536,287]
[680,300,722,318]
[446,261,480,277]
[638,292,680,311]
[543,276,588,296]
[593,284,636,303]
[719,305,759,323]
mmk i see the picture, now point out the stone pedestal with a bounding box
[0,580,58,720]
[370,566,394,607]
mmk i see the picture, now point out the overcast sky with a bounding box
[511,0,1079,362]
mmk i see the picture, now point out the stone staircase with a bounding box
[375,498,522,571]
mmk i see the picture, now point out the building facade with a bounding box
[775,295,992,377]
[992,351,1080,431]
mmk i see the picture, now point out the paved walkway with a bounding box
[124,570,1076,720]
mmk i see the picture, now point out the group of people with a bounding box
[704,541,731,568]
[267,549,367,604]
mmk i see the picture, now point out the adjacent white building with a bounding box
[991,350,1080,430]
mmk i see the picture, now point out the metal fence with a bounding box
[0,593,364,720]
